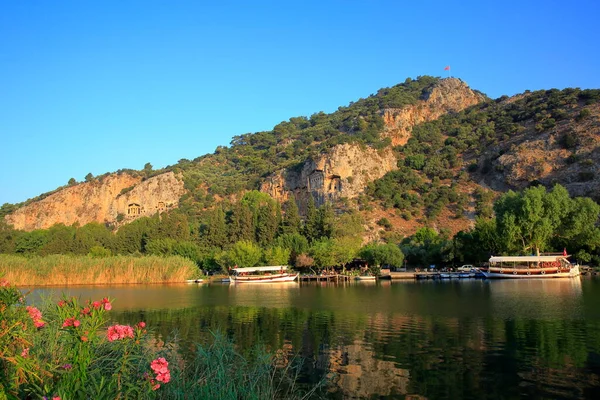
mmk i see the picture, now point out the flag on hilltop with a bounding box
[444,65,450,71]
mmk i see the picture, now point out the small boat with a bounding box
[185,279,204,284]
[221,278,231,283]
[480,254,580,279]
[355,275,376,281]
[439,273,451,279]
[230,266,298,283]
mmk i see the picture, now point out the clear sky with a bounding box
[1,0,599,205]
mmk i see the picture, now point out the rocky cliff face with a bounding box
[483,103,600,199]
[5,172,185,231]
[382,78,486,146]
[261,144,397,210]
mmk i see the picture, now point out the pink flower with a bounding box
[150,357,170,384]
[137,321,146,329]
[0,278,9,287]
[151,380,160,391]
[102,297,112,311]
[156,371,171,383]
[62,317,81,328]
[106,324,134,342]
[26,306,45,328]
[53,397,61,400]
[21,348,29,357]
[58,300,66,307]
[81,307,90,316]
[81,335,88,342]
[92,301,102,309]
[151,357,169,373]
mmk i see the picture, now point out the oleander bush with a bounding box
[0,278,323,400]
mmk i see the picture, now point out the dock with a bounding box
[299,274,352,282]
[388,271,417,280]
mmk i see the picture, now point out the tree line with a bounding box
[2,184,599,272]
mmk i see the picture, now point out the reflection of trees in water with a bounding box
[116,304,600,399]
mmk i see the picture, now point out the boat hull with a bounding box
[230,273,299,283]
[481,265,580,279]
[355,276,376,281]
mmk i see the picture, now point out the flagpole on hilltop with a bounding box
[444,65,451,78]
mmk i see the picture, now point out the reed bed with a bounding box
[0,254,200,286]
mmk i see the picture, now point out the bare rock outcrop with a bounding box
[261,144,396,211]
[382,78,486,146]
[5,172,185,231]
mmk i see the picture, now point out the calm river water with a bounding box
[29,278,600,399]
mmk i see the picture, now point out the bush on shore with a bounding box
[0,277,321,399]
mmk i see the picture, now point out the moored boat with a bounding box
[230,266,299,283]
[481,254,580,279]
[355,275,376,281]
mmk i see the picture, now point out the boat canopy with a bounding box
[232,266,287,273]
[489,256,568,263]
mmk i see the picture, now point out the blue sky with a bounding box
[1,0,599,205]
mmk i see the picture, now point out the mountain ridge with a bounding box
[3,77,600,243]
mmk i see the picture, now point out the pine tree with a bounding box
[255,202,278,246]
[317,202,335,239]
[304,194,319,242]
[282,195,301,235]
[202,206,227,248]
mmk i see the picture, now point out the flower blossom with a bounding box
[26,306,45,328]
[81,307,91,316]
[92,300,102,309]
[21,348,29,357]
[150,357,171,384]
[62,317,81,328]
[0,278,9,287]
[137,321,146,329]
[106,324,134,342]
[102,297,112,311]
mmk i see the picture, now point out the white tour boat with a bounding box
[229,266,299,283]
[481,254,580,279]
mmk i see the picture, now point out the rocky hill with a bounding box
[3,77,600,241]
[5,172,185,231]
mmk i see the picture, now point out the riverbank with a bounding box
[0,254,201,286]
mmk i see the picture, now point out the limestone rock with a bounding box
[5,172,185,231]
[261,144,396,211]
[382,78,486,146]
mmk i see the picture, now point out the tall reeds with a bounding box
[0,254,199,286]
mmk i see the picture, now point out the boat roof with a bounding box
[489,255,568,263]
[232,266,288,273]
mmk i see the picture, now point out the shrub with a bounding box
[376,218,392,229]
[0,280,321,400]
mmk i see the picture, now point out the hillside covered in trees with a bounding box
[2,76,600,269]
